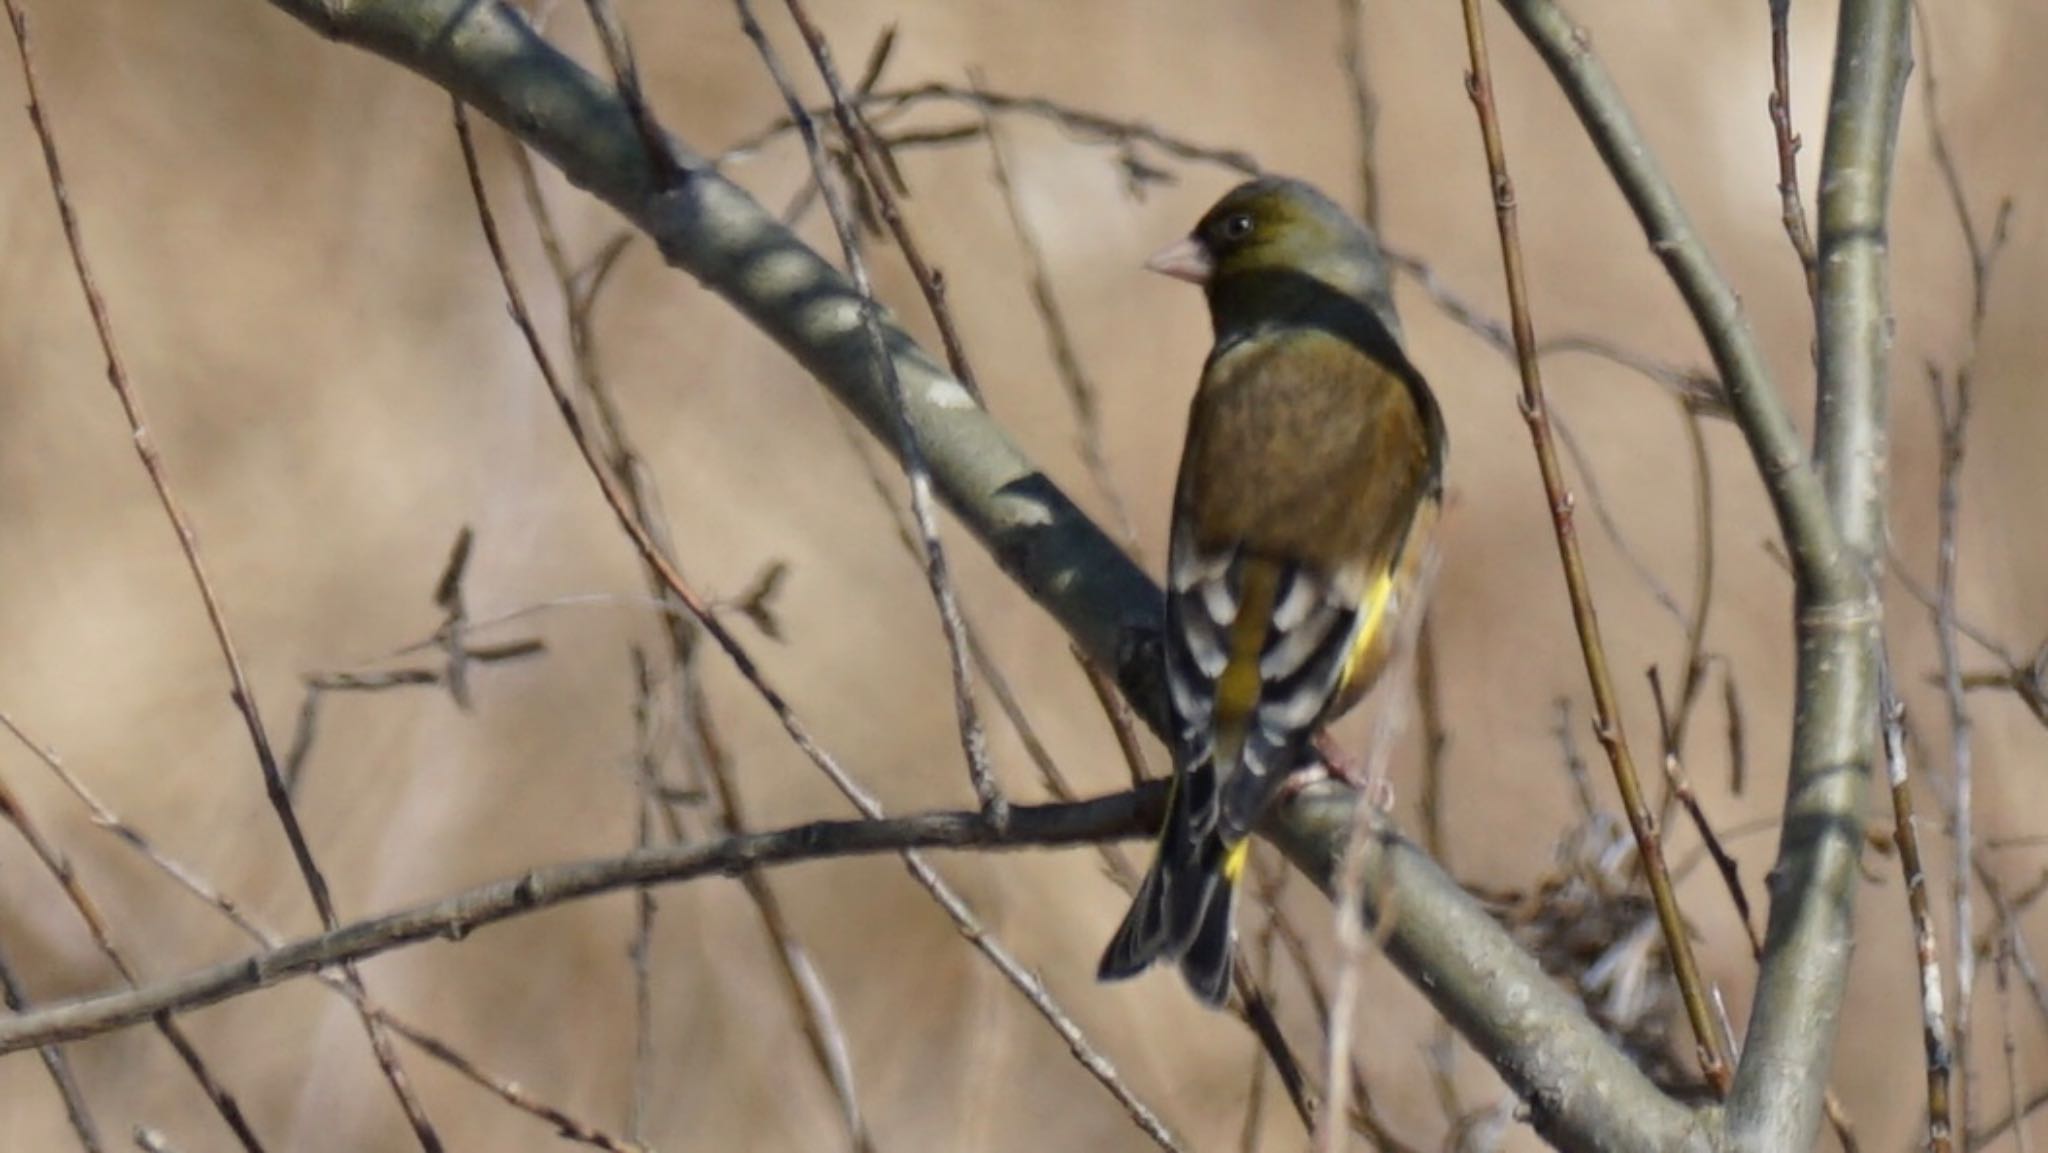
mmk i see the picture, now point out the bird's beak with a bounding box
[1145,235,1213,285]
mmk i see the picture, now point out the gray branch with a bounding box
[1725,1,1911,1148]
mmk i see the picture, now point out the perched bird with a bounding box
[1097,176,1447,1005]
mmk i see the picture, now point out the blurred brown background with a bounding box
[2,1,2045,1149]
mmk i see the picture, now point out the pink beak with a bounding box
[1145,235,1214,285]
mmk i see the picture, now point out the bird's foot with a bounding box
[1312,732,1395,813]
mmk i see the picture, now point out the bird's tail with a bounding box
[1096,774,1240,1006]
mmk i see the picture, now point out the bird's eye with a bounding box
[1220,213,1255,241]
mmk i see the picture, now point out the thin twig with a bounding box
[1456,0,1728,1096]
[715,80,1262,175]
[974,70,1139,552]
[1320,701,1415,1152]
[1335,0,1381,231]
[578,0,682,183]
[0,767,264,1153]
[1916,5,2015,1136]
[0,711,649,1153]
[1881,668,1956,1153]
[0,935,104,1152]
[1767,0,1820,299]
[1648,668,1760,956]
[771,0,1007,826]
[0,789,1160,1053]
[1995,943,2031,1153]
[627,651,660,1144]
[1415,614,1451,863]
[3,6,437,1144]
[507,129,874,1153]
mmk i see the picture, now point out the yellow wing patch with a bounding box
[1336,568,1398,702]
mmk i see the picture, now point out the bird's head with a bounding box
[1147,176,1398,339]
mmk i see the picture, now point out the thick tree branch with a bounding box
[1725,0,1910,1148]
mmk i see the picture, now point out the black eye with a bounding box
[1220,212,1255,241]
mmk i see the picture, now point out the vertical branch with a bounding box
[1881,670,1956,1153]
[3,5,440,1147]
[1726,0,1909,1147]
[625,652,660,1145]
[1934,360,1979,1143]
[1456,0,1729,1095]
[1914,6,2013,1134]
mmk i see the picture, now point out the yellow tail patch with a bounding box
[1221,838,1250,883]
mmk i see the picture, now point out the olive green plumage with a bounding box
[1098,176,1448,1005]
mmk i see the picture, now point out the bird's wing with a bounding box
[1164,326,1441,845]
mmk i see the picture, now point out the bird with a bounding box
[1097,176,1447,1006]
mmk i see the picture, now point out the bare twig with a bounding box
[1335,0,1381,230]
[1648,668,1760,956]
[1,712,648,1153]
[1320,703,1414,1152]
[4,6,436,1145]
[284,639,545,795]
[1455,0,1727,1095]
[626,652,661,1144]
[975,71,1139,551]
[715,80,1262,176]
[0,766,264,1153]
[578,0,681,183]
[0,935,104,1152]
[1915,6,2015,1135]
[1994,943,2030,1153]
[768,0,1007,826]
[0,789,1160,1053]
[1767,0,1820,298]
[507,129,873,1153]
[1415,614,1451,863]
[1881,669,1956,1153]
